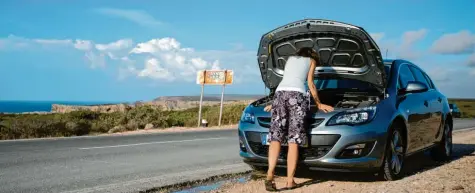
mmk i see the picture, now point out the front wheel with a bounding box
[430,122,452,161]
[381,126,406,181]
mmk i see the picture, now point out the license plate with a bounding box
[261,133,308,147]
[261,133,271,145]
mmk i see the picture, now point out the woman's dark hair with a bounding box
[296,47,319,61]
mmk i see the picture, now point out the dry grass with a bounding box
[449,99,475,118]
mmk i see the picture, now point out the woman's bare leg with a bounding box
[267,141,281,181]
[286,143,298,185]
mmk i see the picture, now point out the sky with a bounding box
[0,0,474,102]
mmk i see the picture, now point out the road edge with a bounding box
[0,125,238,143]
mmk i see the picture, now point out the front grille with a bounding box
[257,117,325,128]
[248,142,333,160]
[245,131,340,160]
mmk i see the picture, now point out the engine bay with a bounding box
[252,90,381,110]
[333,93,380,109]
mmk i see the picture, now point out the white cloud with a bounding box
[85,52,106,69]
[95,8,163,28]
[0,35,131,68]
[0,35,69,49]
[370,33,385,43]
[95,39,133,51]
[432,69,475,98]
[398,29,428,60]
[430,30,475,54]
[467,52,475,67]
[130,38,189,54]
[74,40,94,51]
[401,29,428,47]
[128,37,227,82]
[137,58,175,81]
[95,39,133,60]
[426,67,451,82]
[371,29,428,60]
[33,39,72,45]
[0,35,260,85]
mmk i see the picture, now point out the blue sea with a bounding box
[0,101,123,113]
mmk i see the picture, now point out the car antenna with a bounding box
[386,49,388,58]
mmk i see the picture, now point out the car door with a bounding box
[396,64,431,153]
[409,66,442,145]
[422,71,444,142]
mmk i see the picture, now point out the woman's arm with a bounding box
[307,58,334,113]
[307,59,320,104]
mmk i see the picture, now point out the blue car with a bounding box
[238,19,454,181]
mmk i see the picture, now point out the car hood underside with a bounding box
[257,19,387,93]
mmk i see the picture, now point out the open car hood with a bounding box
[257,19,386,92]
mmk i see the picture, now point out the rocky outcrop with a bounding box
[50,100,255,113]
[52,103,133,113]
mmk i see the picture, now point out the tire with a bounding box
[430,122,452,161]
[381,125,406,181]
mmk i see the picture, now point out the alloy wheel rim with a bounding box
[445,124,452,156]
[390,130,404,175]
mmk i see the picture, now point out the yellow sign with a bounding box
[196,70,234,85]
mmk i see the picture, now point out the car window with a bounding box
[449,104,453,108]
[423,73,435,89]
[409,66,430,88]
[398,64,415,88]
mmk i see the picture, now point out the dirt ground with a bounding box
[213,129,475,193]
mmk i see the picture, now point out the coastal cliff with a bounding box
[51,99,256,113]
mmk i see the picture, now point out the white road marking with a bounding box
[78,137,232,150]
[454,127,475,133]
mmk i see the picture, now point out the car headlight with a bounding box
[240,111,255,124]
[327,106,377,126]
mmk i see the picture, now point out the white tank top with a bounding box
[275,56,311,94]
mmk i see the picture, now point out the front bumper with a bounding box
[238,120,389,172]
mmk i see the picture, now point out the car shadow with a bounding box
[250,143,475,187]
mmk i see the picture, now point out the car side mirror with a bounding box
[398,81,428,95]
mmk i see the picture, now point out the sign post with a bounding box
[196,69,233,127]
[197,72,205,127]
[218,75,226,126]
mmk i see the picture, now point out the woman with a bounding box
[263,47,334,191]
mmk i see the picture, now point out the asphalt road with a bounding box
[1,119,474,193]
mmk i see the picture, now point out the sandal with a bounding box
[264,179,277,192]
[283,181,298,190]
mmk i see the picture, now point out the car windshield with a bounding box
[305,78,376,91]
[303,64,391,91]
[449,104,454,108]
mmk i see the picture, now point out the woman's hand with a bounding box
[317,103,334,113]
[264,105,272,112]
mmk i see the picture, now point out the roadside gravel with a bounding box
[212,129,475,193]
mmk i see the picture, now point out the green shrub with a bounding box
[0,103,247,140]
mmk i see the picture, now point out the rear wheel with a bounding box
[381,126,405,181]
[430,122,452,161]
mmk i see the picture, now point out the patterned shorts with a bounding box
[268,90,310,145]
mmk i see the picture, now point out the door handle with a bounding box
[424,100,429,107]
[438,97,442,102]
